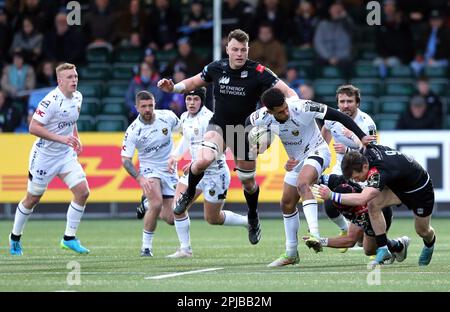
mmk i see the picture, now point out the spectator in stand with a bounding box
[396,94,441,130]
[125,62,164,123]
[284,67,304,93]
[410,10,450,77]
[145,0,181,51]
[36,60,56,88]
[222,0,254,37]
[414,76,444,126]
[14,0,52,33]
[9,17,43,65]
[1,51,35,100]
[373,1,414,77]
[142,48,160,75]
[167,70,187,117]
[84,0,116,52]
[0,8,12,67]
[249,23,287,77]
[252,0,287,41]
[43,12,85,64]
[162,37,206,78]
[0,90,22,132]
[184,0,211,47]
[313,1,354,79]
[115,0,147,48]
[299,84,315,101]
[287,0,319,48]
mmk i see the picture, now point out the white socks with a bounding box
[331,215,349,232]
[174,216,191,249]
[283,209,300,257]
[302,199,320,238]
[12,202,34,236]
[65,201,85,237]
[222,210,247,227]
[142,230,154,249]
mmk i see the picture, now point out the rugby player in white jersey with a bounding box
[321,85,377,252]
[165,88,248,258]
[9,63,90,255]
[121,91,180,257]
[248,87,375,266]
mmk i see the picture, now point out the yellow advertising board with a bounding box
[0,133,336,203]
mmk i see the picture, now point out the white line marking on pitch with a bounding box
[145,268,224,280]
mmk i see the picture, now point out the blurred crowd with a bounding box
[0,0,449,133]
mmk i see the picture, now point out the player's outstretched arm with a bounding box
[157,73,208,94]
[273,79,298,99]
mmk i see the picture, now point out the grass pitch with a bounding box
[0,218,449,292]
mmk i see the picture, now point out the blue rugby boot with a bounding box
[418,245,434,266]
[60,238,90,254]
[369,246,392,268]
[9,234,23,256]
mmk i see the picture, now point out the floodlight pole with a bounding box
[213,0,222,61]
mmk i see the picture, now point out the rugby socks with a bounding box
[375,233,388,247]
[283,209,300,257]
[244,185,259,219]
[174,216,191,250]
[65,201,85,237]
[187,165,204,197]
[142,230,154,249]
[330,215,349,232]
[11,201,34,238]
[302,199,320,238]
[424,235,436,248]
[222,210,247,226]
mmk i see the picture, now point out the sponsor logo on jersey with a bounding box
[40,100,50,108]
[162,128,168,136]
[57,121,77,129]
[35,109,45,117]
[241,70,248,78]
[219,76,230,84]
[367,167,381,188]
[304,101,325,113]
[256,64,265,73]
[292,130,299,136]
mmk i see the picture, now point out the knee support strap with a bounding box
[235,167,256,181]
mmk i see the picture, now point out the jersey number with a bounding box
[384,150,402,156]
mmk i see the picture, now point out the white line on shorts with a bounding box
[145,267,224,280]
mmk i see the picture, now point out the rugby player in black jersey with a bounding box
[157,29,298,245]
[304,174,409,264]
[313,145,436,267]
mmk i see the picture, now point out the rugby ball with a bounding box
[248,126,275,149]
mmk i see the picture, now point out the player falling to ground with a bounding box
[164,88,248,258]
[121,91,179,257]
[313,146,436,267]
[320,85,377,252]
[9,63,90,256]
[247,87,375,267]
[304,174,409,264]
[157,29,298,245]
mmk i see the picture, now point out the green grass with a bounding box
[0,218,449,292]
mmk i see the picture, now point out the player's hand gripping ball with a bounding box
[248,126,274,154]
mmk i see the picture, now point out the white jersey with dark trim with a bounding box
[179,106,226,173]
[31,87,82,157]
[249,99,328,163]
[121,110,180,171]
[324,109,377,174]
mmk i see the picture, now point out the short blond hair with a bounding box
[56,63,76,77]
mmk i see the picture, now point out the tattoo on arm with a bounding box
[123,159,139,179]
